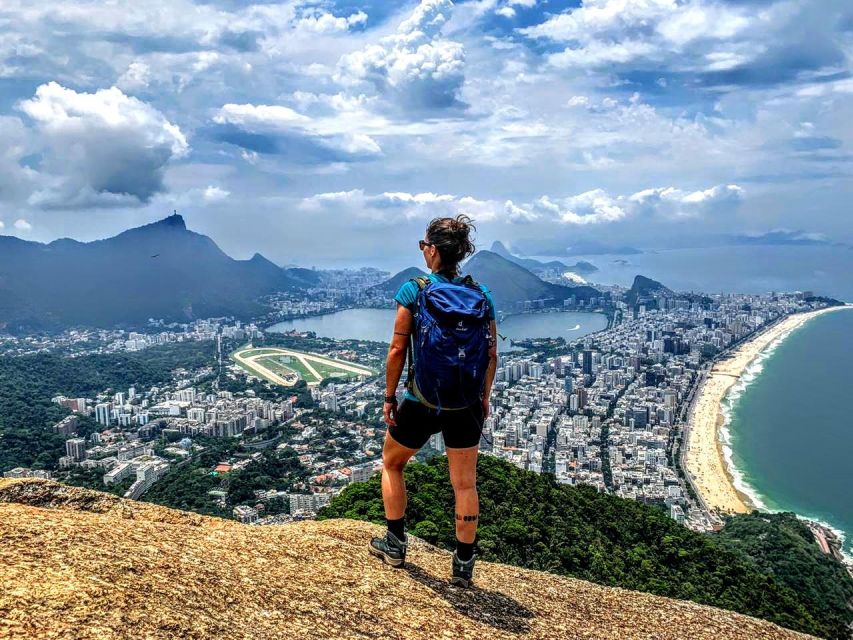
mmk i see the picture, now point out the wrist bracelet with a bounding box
[384,395,398,404]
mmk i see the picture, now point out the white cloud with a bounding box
[296,10,367,34]
[520,0,768,72]
[529,183,744,225]
[504,200,538,223]
[215,103,311,128]
[300,189,518,223]
[14,218,32,231]
[335,0,466,110]
[538,189,629,225]
[213,102,382,158]
[18,82,188,208]
[549,40,657,69]
[298,182,742,228]
[117,61,151,91]
[795,77,853,98]
[202,185,230,202]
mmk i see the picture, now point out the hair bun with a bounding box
[425,214,477,275]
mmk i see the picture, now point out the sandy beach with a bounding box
[684,305,850,515]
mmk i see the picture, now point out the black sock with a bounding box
[456,539,475,562]
[387,517,405,541]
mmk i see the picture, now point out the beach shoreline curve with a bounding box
[684,304,852,515]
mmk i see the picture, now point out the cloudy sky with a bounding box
[0,0,851,268]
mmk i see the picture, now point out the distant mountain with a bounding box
[489,241,598,275]
[369,267,427,296]
[463,251,601,311]
[726,230,841,247]
[625,275,711,309]
[0,214,301,331]
[626,275,673,307]
[524,240,643,256]
[283,267,323,288]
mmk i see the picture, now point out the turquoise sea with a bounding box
[722,307,853,557]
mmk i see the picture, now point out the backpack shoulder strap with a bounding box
[405,276,430,393]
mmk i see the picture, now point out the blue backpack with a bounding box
[406,275,491,411]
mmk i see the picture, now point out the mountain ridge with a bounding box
[369,266,428,296]
[0,477,815,640]
[0,214,300,331]
[464,250,602,311]
[489,241,598,276]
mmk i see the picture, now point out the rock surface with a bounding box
[0,478,816,640]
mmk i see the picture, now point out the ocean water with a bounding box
[539,245,853,302]
[722,308,853,557]
[267,309,609,347]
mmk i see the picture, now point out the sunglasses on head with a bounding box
[419,240,434,250]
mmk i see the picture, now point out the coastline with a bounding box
[684,305,850,515]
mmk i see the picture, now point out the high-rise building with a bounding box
[564,376,573,395]
[631,407,649,430]
[582,350,593,376]
[552,357,564,377]
[65,438,86,461]
[95,403,113,426]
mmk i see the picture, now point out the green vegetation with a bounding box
[0,341,216,473]
[142,438,234,516]
[258,355,306,380]
[142,438,310,516]
[319,455,837,639]
[225,448,309,504]
[716,511,853,639]
[265,356,319,383]
[311,360,362,380]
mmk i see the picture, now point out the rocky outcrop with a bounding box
[0,478,816,640]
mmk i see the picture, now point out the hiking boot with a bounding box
[450,551,475,588]
[368,530,407,567]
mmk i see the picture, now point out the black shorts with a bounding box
[389,398,484,450]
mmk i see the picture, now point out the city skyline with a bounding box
[0,0,851,266]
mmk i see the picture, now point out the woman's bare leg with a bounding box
[446,445,479,543]
[381,431,418,520]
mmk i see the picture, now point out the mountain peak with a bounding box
[248,252,278,266]
[489,240,513,258]
[370,267,428,295]
[0,478,815,640]
[118,213,188,238]
[153,212,186,230]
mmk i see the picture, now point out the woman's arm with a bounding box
[384,304,413,426]
[482,319,498,418]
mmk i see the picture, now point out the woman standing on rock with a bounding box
[369,215,498,588]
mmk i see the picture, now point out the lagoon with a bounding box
[267,308,609,347]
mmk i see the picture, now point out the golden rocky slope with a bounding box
[0,478,817,640]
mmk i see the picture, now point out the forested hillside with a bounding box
[321,455,847,639]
